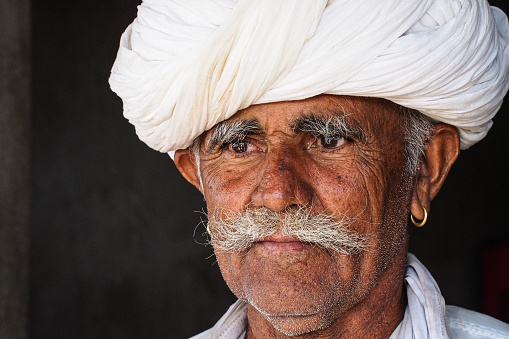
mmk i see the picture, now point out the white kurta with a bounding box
[190,254,509,339]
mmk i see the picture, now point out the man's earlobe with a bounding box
[410,123,460,219]
[174,149,203,193]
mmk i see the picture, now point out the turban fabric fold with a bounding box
[109,0,509,152]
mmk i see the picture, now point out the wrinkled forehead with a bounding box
[200,95,405,141]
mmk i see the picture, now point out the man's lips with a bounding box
[255,235,312,253]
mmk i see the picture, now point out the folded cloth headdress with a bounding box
[109,0,509,153]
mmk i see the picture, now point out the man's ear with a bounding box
[174,148,203,193]
[410,123,460,220]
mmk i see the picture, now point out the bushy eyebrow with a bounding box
[291,114,367,142]
[206,119,261,151]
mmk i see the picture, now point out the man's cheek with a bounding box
[214,251,246,299]
[203,176,258,210]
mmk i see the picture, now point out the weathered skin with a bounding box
[175,95,459,338]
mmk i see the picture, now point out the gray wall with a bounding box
[0,0,30,337]
[30,0,509,338]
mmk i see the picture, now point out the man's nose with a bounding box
[250,149,313,211]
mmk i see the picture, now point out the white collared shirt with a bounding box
[190,254,509,339]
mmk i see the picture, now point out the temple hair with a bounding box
[399,107,436,175]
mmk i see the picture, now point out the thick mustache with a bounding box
[206,207,371,254]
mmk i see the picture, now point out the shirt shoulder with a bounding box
[446,305,509,339]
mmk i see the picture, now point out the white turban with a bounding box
[109,0,509,152]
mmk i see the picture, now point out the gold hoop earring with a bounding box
[411,206,427,227]
[206,224,211,235]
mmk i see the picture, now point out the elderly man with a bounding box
[110,0,509,337]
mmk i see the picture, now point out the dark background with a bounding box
[30,0,509,338]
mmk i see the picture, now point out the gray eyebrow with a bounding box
[206,119,261,151]
[291,114,367,143]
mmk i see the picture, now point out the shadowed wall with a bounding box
[30,0,509,337]
[0,0,30,337]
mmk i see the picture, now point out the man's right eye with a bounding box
[229,140,249,153]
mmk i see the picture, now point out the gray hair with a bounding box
[399,107,435,175]
[190,137,205,193]
[207,206,370,254]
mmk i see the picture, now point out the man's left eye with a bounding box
[319,135,344,149]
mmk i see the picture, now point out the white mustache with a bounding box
[206,207,371,254]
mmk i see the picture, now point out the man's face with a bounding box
[195,95,413,335]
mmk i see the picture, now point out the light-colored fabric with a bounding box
[445,306,509,338]
[189,254,509,338]
[110,0,509,153]
[389,253,448,338]
[189,299,247,339]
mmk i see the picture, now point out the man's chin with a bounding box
[243,292,345,336]
[263,310,333,336]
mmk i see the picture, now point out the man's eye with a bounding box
[319,135,344,149]
[229,141,249,153]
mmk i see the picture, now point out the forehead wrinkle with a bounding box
[288,104,348,128]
